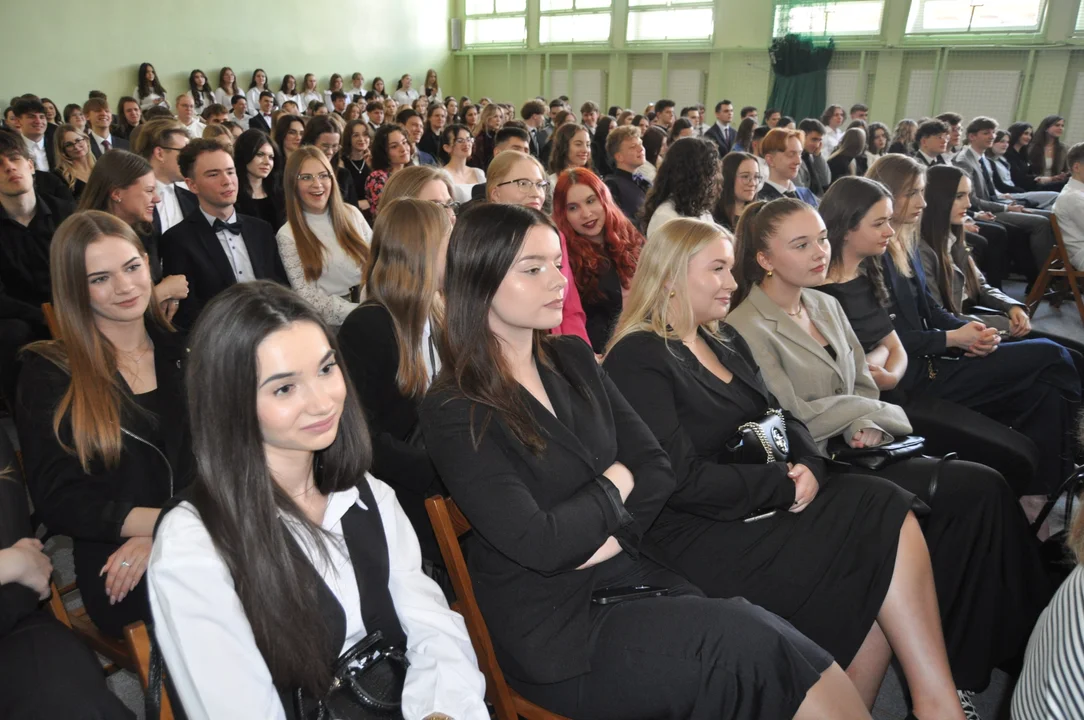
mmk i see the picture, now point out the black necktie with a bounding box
[977,157,996,200]
[213,218,243,234]
[783,190,799,199]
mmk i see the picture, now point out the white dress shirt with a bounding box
[764,177,798,195]
[148,475,489,720]
[299,91,323,112]
[201,208,256,282]
[275,92,302,110]
[822,127,844,156]
[213,87,239,108]
[1055,177,1084,270]
[23,135,48,171]
[155,180,185,233]
[182,117,206,139]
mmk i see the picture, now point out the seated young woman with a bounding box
[546,123,592,185]
[16,211,194,638]
[603,218,967,718]
[723,198,1050,706]
[147,281,488,719]
[485,150,588,344]
[862,155,1080,497]
[277,146,372,328]
[918,164,1084,379]
[420,202,870,720]
[641,136,721,238]
[818,176,1047,496]
[379,165,458,224]
[234,129,285,230]
[713,151,761,232]
[551,168,643,353]
[338,199,450,566]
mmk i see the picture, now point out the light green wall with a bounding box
[452,0,1084,129]
[2,0,454,112]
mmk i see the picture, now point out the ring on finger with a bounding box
[120,560,131,567]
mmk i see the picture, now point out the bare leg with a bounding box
[877,512,965,720]
[846,621,892,709]
[793,662,872,720]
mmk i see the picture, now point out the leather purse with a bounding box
[726,408,792,464]
[295,630,409,720]
[827,435,926,471]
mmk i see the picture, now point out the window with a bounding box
[773,1,885,37]
[626,1,714,42]
[465,0,527,46]
[1077,2,1084,34]
[540,0,612,43]
[906,0,1047,34]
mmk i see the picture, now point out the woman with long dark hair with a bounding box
[712,151,761,232]
[642,136,721,237]
[273,114,305,171]
[275,74,301,110]
[134,62,169,112]
[591,115,617,177]
[213,67,240,109]
[732,116,757,154]
[827,127,868,185]
[1027,115,1068,180]
[365,124,412,216]
[547,124,592,183]
[341,119,372,214]
[114,97,142,141]
[187,69,215,112]
[147,280,488,718]
[338,199,450,564]
[551,168,642,352]
[234,129,284,229]
[246,69,271,115]
[419,202,870,720]
[16,211,194,638]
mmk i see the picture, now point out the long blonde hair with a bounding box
[283,147,370,282]
[364,198,450,397]
[472,103,502,138]
[25,211,171,471]
[380,165,454,210]
[485,151,547,201]
[607,218,731,352]
[865,154,924,277]
[53,124,95,191]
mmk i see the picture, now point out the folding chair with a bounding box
[48,580,137,674]
[425,495,570,720]
[124,621,176,720]
[1024,215,1084,323]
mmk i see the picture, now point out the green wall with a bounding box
[452,0,1084,130]
[2,0,454,113]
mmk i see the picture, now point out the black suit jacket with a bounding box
[89,134,129,159]
[159,209,288,329]
[151,185,199,236]
[604,170,647,226]
[248,114,273,132]
[419,335,675,684]
[338,302,443,560]
[704,123,733,156]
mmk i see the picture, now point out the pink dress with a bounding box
[554,232,589,344]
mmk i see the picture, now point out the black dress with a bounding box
[342,157,371,211]
[421,336,833,719]
[235,192,284,231]
[580,260,623,353]
[816,275,892,353]
[604,328,911,668]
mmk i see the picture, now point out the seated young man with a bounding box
[0,132,74,398]
[756,128,818,206]
[176,94,205,139]
[159,139,287,329]
[795,118,830,197]
[604,126,650,225]
[131,119,197,235]
[395,108,436,167]
[912,119,951,167]
[12,99,53,172]
[1054,141,1084,270]
[248,92,275,133]
[83,97,128,157]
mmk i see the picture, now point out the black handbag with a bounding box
[827,434,926,470]
[726,408,792,463]
[295,630,409,720]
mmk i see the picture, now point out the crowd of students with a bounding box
[3,64,1084,720]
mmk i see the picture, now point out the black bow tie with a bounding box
[212,218,243,234]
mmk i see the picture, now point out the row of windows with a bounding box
[465,0,1059,47]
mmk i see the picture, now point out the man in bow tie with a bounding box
[160,139,287,328]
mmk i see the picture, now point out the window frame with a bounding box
[625,0,715,44]
[771,0,886,39]
[464,0,528,48]
[904,0,1049,36]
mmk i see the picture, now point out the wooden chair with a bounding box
[1024,215,1084,323]
[41,302,60,339]
[48,579,137,674]
[124,621,176,720]
[425,495,570,720]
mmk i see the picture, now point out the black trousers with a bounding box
[966,225,1010,288]
[0,611,134,719]
[0,318,35,405]
[509,565,833,720]
[843,457,1050,691]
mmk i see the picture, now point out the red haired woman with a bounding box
[552,168,644,352]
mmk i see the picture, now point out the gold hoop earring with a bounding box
[766,270,774,277]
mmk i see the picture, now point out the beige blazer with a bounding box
[725,285,911,451]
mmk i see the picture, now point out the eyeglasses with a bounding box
[497,178,550,193]
[431,199,461,214]
[453,137,474,145]
[62,137,87,150]
[297,172,333,183]
[318,143,341,154]
[157,145,184,153]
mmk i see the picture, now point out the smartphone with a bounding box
[591,585,672,605]
[742,509,778,523]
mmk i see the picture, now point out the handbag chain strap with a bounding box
[736,408,787,463]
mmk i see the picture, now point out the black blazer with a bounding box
[1004,146,1040,191]
[248,114,274,132]
[604,328,826,528]
[604,170,647,226]
[151,185,199,237]
[159,209,288,329]
[88,134,128,159]
[338,303,443,560]
[417,129,441,160]
[881,249,965,387]
[14,323,195,620]
[704,123,733,156]
[419,336,675,684]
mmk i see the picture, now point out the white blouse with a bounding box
[246,87,269,115]
[392,89,420,106]
[148,475,489,720]
[276,205,373,326]
[135,89,170,112]
[646,199,714,239]
[213,87,240,109]
[275,92,302,111]
[299,91,323,112]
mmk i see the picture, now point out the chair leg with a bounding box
[1068,272,1084,324]
[1026,264,1053,315]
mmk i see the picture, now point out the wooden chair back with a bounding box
[1024,214,1084,323]
[47,579,136,674]
[124,621,175,720]
[425,495,570,720]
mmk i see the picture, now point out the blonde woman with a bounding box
[338,198,451,562]
[52,123,95,201]
[379,165,458,225]
[468,103,504,172]
[277,146,372,326]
